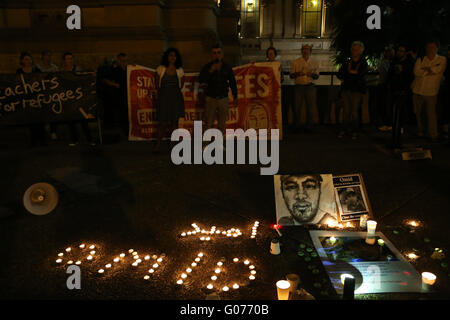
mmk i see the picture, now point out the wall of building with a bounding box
[0,0,240,73]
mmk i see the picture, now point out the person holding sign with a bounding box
[16,52,46,147]
[154,48,185,153]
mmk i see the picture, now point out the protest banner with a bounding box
[127,62,282,140]
[0,72,97,125]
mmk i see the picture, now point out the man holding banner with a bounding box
[198,43,238,141]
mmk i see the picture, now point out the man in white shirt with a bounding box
[412,41,447,140]
[290,45,320,132]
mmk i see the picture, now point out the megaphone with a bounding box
[23,183,59,215]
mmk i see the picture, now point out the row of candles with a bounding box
[176,253,257,292]
[179,222,260,240]
[54,244,166,279]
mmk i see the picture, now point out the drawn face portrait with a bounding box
[246,104,269,130]
[281,175,322,224]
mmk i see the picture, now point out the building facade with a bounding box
[0,0,335,76]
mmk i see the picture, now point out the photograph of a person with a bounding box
[274,174,337,226]
[337,186,368,214]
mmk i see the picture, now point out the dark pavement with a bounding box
[1,125,450,300]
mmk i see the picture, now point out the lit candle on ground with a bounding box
[98,269,104,274]
[341,274,354,285]
[186,268,192,273]
[120,253,125,258]
[198,253,204,257]
[217,262,223,266]
[89,245,95,250]
[152,263,159,268]
[215,268,221,274]
[207,284,213,290]
[79,244,85,249]
[367,220,377,236]
[249,275,255,280]
[148,269,155,273]
[211,276,217,281]
[233,258,239,262]
[157,257,163,263]
[65,247,71,252]
[132,262,138,267]
[276,280,291,300]
[407,253,418,260]
[409,220,419,227]
[136,259,142,263]
[67,260,73,264]
[251,270,256,275]
[222,286,229,292]
[244,260,250,265]
[75,261,81,265]
[422,272,436,291]
[144,275,150,280]
[128,249,134,253]
[105,264,111,268]
[90,251,96,255]
[177,280,183,285]
[181,273,187,279]
[58,253,64,257]
[191,262,197,267]
[329,236,337,245]
[233,283,239,289]
[87,255,93,260]
[56,259,62,264]
[181,233,186,237]
[195,258,200,262]
[114,258,120,262]
[132,252,138,256]
[249,265,255,269]
[377,239,385,246]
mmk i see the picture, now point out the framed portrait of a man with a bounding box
[333,174,373,222]
[274,174,338,226]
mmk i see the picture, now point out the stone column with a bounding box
[294,2,302,38]
[261,1,274,38]
[273,0,283,38]
[283,0,295,38]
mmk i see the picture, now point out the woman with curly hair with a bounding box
[154,48,185,153]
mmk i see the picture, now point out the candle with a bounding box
[407,253,418,260]
[67,260,73,264]
[136,259,142,263]
[149,269,155,273]
[276,280,291,300]
[249,275,255,280]
[90,250,96,255]
[329,236,337,245]
[251,270,256,275]
[377,239,385,246]
[144,275,150,280]
[186,268,192,273]
[233,258,239,262]
[367,220,377,236]
[195,258,201,262]
[215,268,221,274]
[211,275,217,281]
[422,272,436,285]
[65,247,71,252]
[177,280,183,285]
[87,255,93,260]
[157,258,163,263]
[191,262,197,267]
[340,274,354,285]
[89,245,95,250]
[217,262,223,266]
[207,284,213,290]
[128,249,134,253]
[152,263,159,268]
[181,273,187,279]
[360,214,368,228]
[79,244,85,249]
[222,286,229,292]
[132,252,138,256]
[58,253,64,257]
[75,261,81,265]
[98,269,104,274]
[233,283,239,289]
[198,253,204,257]
[56,259,62,263]
[286,274,299,294]
[120,253,125,258]
[244,260,250,265]
[181,232,186,237]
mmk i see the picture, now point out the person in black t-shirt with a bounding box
[387,45,415,148]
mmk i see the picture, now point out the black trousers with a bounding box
[68,121,93,143]
[391,90,408,148]
[29,123,46,146]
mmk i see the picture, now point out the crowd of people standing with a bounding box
[8,39,450,150]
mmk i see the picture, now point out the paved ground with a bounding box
[0,124,449,300]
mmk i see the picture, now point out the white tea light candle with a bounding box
[276,280,291,300]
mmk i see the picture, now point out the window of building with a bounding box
[302,0,323,37]
[239,0,260,38]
